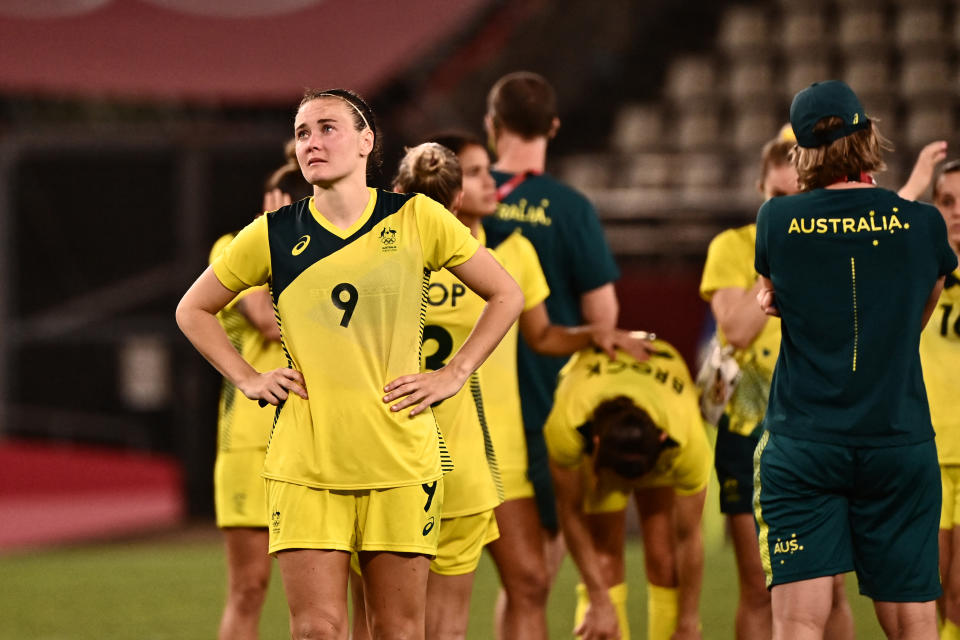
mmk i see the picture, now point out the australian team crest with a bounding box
[379,226,398,252]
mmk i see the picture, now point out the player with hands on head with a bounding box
[177,88,523,640]
[546,341,710,640]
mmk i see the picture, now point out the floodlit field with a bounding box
[0,527,885,639]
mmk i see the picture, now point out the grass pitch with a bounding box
[0,526,885,639]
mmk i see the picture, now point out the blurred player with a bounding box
[700,128,854,640]
[546,342,710,640]
[481,71,621,600]
[922,160,960,640]
[211,158,310,640]
[177,89,523,640]
[417,133,649,639]
[754,80,954,640]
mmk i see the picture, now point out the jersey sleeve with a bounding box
[669,414,713,495]
[544,393,587,468]
[513,234,550,311]
[211,214,271,292]
[562,196,620,294]
[754,200,772,277]
[414,195,481,271]
[700,230,754,301]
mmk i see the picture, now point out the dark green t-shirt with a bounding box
[755,187,957,446]
[484,171,620,436]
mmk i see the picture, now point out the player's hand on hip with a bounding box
[383,368,468,417]
[238,368,307,406]
[575,600,621,640]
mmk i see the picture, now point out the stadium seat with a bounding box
[678,152,726,190]
[723,59,777,104]
[664,56,718,104]
[895,6,946,53]
[903,106,955,149]
[781,10,828,54]
[611,104,663,153]
[899,54,954,100]
[731,108,781,152]
[716,5,772,58]
[843,58,893,103]
[560,154,612,190]
[783,57,833,99]
[621,152,674,188]
[675,109,722,151]
[837,8,888,52]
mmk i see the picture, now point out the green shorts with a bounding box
[754,431,941,602]
[715,416,760,515]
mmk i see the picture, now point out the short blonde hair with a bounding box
[793,117,892,191]
[393,143,462,208]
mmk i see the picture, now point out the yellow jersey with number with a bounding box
[479,230,551,494]
[210,233,287,452]
[211,189,480,490]
[423,263,502,517]
[545,342,712,498]
[920,269,960,464]
[700,224,781,436]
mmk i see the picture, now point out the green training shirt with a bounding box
[755,186,957,446]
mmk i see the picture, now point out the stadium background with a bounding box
[0,0,954,637]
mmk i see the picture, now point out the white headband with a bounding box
[318,93,371,132]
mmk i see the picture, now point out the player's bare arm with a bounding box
[551,461,621,640]
[383,246,523,416]
[580,283,619,329]
[711,282,769,349]
[922,276,946,330]
[237,289,282,342]
[756,276,779,317]
[518,303,653,361]
[177,266,306,406]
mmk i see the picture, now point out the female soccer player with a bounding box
[210,159,310,640]
[481,73,621,558]
[177,89,523,640]
[754,80,955,640]
[700,129,854,640]
[546,341,710,640]
[921,160,960,640]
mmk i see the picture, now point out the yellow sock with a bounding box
[574,583,630,640]
[647,582,678,640]
[943,618,960,640]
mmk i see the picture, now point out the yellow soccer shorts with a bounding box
[941,465,960,529]
[214,448,268,528]
[431,509,500,576]
[266,478,444,555]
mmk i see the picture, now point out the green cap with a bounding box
[789,80,870,148]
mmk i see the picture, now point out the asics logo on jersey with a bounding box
[292,235,311,255]
[422,516,436,536]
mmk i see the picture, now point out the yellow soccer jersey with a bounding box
[211,189,480,490]
[423,264,503,517]
[700,224,781,436]
[545,342,712,496]
[210,233,287,452]
[920,269,960,464]
[479,230,550,493]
